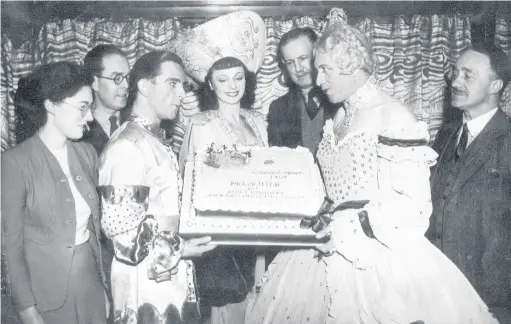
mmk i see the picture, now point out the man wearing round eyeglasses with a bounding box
[83,44,130,155]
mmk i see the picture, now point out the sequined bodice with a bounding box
[317,129,379,205]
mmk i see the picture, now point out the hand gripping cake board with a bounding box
[179,145,327,246]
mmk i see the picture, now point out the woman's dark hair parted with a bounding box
[123,50,184,118]
[198,56,257,111]
[14,61,93,143]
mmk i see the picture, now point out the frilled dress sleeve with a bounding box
[363,123,438,246]
[329,123,438,266]
[98,139,184,278]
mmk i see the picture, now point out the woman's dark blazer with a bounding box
[1,135,105,312]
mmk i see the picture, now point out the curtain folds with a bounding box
[495,16,511,115]
[1,8,474,151]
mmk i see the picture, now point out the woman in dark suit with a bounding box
[1,62,107,324]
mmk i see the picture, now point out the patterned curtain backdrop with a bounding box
[495,16,511,115]
[1,18,188,151]
[355,14,472,142]
[1,7,473,150]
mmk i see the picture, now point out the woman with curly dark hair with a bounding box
[2,61,107,324]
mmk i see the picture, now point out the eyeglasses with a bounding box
[61,101,92,117]
[96,74,130,85]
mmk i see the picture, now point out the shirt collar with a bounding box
[463,108,498,136]
[93,108,119,125]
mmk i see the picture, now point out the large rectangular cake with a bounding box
[179,145,326,246]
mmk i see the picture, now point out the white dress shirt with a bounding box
[93,108,120,137]
[458,108,498,147]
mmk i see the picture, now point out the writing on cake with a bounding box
[192,146,324,216]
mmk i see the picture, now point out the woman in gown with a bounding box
[98,51,216,324]
[179,56,268,324]
[245,22,499,324]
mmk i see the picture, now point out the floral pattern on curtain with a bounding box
[1,7,472,151]
[495,16,511,115]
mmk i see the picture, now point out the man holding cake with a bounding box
[97,50,216,324]
[245,18,499,324]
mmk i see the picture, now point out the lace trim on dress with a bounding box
[217,109,266,147]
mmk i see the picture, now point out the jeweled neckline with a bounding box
[344,75,380,110]
[128,114,166,142]
[218,109,265,147]
[333,76,381,141]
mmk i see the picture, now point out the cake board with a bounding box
[178,162,327,247]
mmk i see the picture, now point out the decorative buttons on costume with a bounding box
[87,192,94,199]
[76,175,83,181]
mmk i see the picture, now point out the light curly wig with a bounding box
[315,22,375,76]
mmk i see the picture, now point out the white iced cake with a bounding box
[192,144,324,216]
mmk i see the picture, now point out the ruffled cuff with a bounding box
[98,185,184,277]
[377,122,438,166]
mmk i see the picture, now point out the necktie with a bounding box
[455,123,469,161]
[109,115,119,136]
[305,89,321,120]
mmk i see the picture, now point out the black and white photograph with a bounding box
[1,1,510,323]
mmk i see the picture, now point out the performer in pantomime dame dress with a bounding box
[98,51,216,324]
[245,20,500,324]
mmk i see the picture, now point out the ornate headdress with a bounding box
[168,10,267,83]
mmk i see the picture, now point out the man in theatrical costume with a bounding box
[97,50,216,324]
[82,44,199,157]
[428,42,511,323]
[267,27,338,155]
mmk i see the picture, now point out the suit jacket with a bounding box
[267,86,337,151]
[428,109,511,309]
[82,119,110,156]
[1,136,105,312]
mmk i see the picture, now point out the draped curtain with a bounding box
[1,7,473,151]
[495,16,511,114]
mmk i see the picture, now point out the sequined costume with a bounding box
[180,108,268,324]
[245,78,498,324]
[98,116,199,324]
